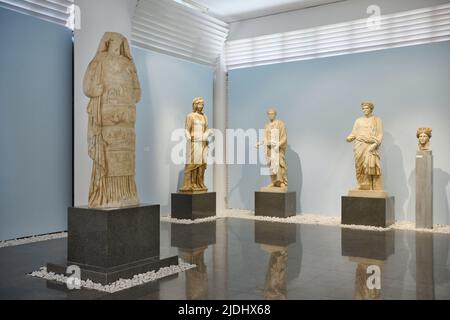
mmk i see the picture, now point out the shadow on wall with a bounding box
[286,144,302,213]
[382,131,409,221]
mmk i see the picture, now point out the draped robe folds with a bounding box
[180,112,209,192]
[84,52,141,208]
[349,116,383,190]
[264,120,288,186]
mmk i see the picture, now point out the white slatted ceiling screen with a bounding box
[225,3,450,70]
[132,0,229,66]
[0,0,73,27]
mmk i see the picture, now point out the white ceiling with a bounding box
[192,0,348,23]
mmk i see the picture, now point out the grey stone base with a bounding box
[341,196,395,227]
[47,204,178,285]
[171,192,216,220]
[341,228,395,260]
[254,221,297,247]
[171,222,217,249]
[255,192,296,218]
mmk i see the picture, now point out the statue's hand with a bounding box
[346,135,356,142]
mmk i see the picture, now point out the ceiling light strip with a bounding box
[132,0,229,66]
[226,3,450,69]
[0,0,72,26]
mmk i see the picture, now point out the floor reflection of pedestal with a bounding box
[342,228,395,300]
[171,193,216,220]
[171,222,217,249]
[255,221,296,247]
[171,222,216,300]
[255,192,296,218]
[47,205,178,285]
[341,196,395,227]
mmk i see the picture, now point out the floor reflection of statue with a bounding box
[257,108,288,193]
[346,102,384,193]
[179,248,208,300]
[180,97,211,193]
[351,257,383,300]
[85,32,141,208]
[261,245,288,300]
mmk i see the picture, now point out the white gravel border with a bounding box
[160,215,219,224]
[223,209,450,234]
[0,232,67,249]
[30,261,196,293]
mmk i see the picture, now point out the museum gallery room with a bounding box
[0,0,450,302]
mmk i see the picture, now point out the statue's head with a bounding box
[361,101,374,117]
[416,127,432,150]
[192,97,205,114]
[96,32,132,60]
[267,108,277,121]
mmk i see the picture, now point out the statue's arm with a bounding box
[346,120,358,142]
[185,114,193,140]
[131,63,141,104]
[279,123,287,147]
[83,59,103,98]
[375,117,384,146]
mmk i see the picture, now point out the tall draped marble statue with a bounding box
[84,32,141,208]
[346,102,385,195]
[257,109,288,192]
[417,127,432,151]
[179,97,210,193]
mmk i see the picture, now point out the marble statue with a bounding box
[84,32,141,208]
[417,127,432,151]
[346,102,386,196]
[257,109,288,193]
[179,97,211,193]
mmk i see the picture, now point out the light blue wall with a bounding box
[132,47,214,214]
[228,41,450,224]
[0,8,73,240]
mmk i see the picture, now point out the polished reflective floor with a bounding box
[1,218,449,300]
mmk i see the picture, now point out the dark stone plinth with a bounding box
[171,192,216,220]
[47,205,178,285]
[254,221,297,247]
[171,222,216,249]
[255,192,296,218]
[341,228,395,260]
[341,196,395,227]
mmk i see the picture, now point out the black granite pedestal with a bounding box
[255,192,296,218]
[47,205,178,285]
[341,196,395,228]
[171,192,216,220]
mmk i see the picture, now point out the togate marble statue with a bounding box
[179,97,211,193]
[417,127,432,151]
[84,32,141,208]
[346,102,387,197]
[257,108,288,193]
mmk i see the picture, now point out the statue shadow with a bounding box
[286,144,302,213]
[382,131,409,221]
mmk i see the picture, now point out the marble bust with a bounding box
[179,97,211,193]
[417,127,432,151]
[257,108,288,193]
[84,32,141,208]
[346,102,386,197]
